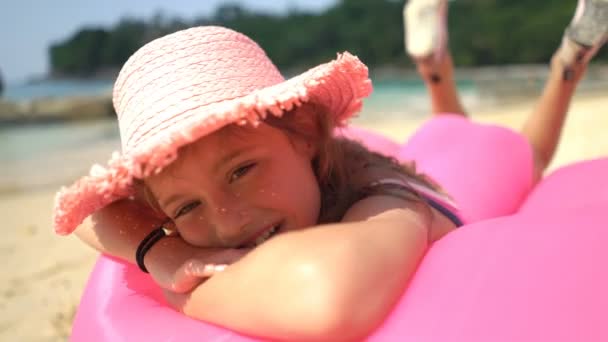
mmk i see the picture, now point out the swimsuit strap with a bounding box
[367,177,463,227]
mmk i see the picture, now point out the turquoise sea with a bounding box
[3,79,114,102]
[0,78,479,192]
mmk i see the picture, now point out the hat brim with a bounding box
[53,52,372,235]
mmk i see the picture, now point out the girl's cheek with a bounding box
[178,216,213,246]
[176,224,196,244]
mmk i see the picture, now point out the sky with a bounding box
[0,0,335,83]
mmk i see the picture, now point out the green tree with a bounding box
[50,28,109,76]
[102,18,147,67]
[48,0,607,77]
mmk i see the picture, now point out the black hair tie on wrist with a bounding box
[136,226,176,273]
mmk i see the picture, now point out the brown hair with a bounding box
[136,103,439,223]
[264,103,438,223]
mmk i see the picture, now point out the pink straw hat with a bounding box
[53,26,372,235]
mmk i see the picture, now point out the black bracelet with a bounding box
[136,226,175,273]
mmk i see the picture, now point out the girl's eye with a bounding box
[174,201,200,219]
[230,163,256,183]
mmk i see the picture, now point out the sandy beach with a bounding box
[2,91,607,341]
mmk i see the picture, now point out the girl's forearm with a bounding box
[74,199,164,263]
[168,208,428,341]
[75,199,248,292]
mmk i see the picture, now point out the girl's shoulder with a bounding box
[336,138,463,236]
[318,138,441,223]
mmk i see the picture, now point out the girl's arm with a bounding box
[74,199,162,264]
[164,195,430,341]
[74,198,248,292]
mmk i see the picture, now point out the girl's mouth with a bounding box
[241,222,283,248]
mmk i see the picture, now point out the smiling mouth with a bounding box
[240,222,283,248]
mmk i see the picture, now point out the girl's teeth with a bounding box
[254,225,278,246]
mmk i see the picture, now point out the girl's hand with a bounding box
[145,237,251,293]
[169,248,251,293]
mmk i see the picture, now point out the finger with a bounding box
[218,248,252,263]
[199,263,228,276]
[171,276,201,293]
[163,289,190,312]
[171,261,207,293]
[163,289,202,319]
[174,266,203,290]
[170,269,203,293]
[187,262,227,278]
[213,264,227,272]
[173,263,226,293]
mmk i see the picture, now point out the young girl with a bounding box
[54,1,607,340]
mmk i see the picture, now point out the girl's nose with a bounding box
[209,194,252,245]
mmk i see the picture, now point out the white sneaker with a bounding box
[404,0,448,62]
[561,0,608,65]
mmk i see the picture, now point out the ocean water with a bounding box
[359,78,478,122]
[0,78,479,191]
[3,79,113,101]
[2,77,478,116]
[0,120,121,192]
[0,120,119,162]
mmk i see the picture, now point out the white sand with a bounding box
[1,191,97,341]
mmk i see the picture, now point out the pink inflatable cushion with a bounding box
[72,199,608,341]
[71,257,255,342]
[397,115,534,223]
[370,202,608,341]
[520,158,608,213]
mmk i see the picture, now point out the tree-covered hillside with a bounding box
[49,0,607,77]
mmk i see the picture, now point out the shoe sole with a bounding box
[404,0,447,59]
[566,0,608,47]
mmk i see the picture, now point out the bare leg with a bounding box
[404,0,466,116]
[416,54,467,116]
[521,50,587,179]
[521,0,608,179]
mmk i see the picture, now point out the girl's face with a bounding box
[146,123,321,248]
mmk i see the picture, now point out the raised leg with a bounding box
[521,0,608,179]
[404,0,467,116]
